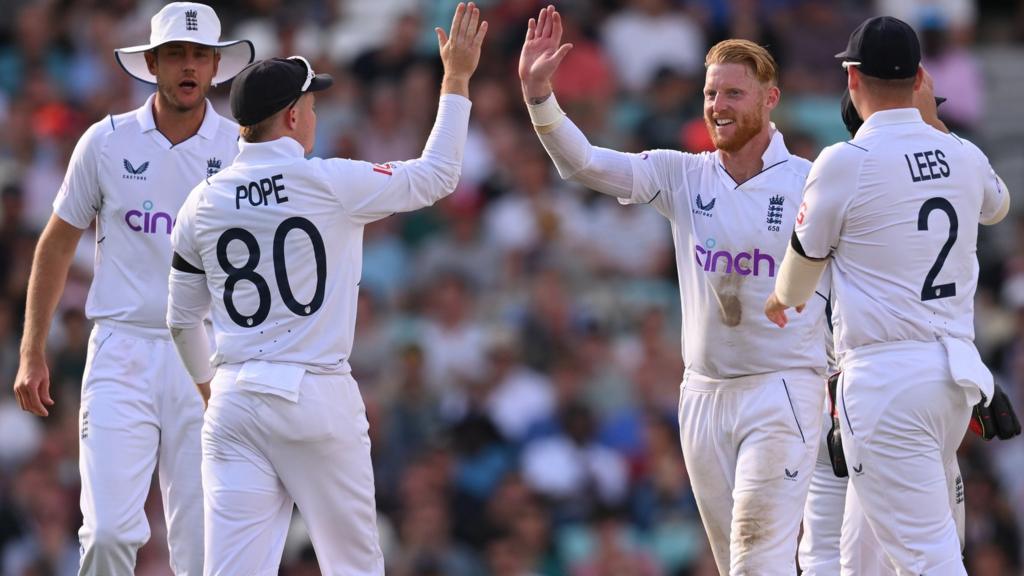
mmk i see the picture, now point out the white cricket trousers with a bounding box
[837,341,972,576]
[202,366,385,576]
[78,321,205,576]
[799,400,965,576]
[678,368,824,575]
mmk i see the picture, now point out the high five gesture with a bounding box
[519,5,573,102]
[437,2,488,97]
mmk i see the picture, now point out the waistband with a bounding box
[683,367,821,391]
[842,339,945,363]
[94,319,171,340]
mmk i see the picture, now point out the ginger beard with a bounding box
[704,99,766,153]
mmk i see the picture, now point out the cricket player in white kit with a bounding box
[165,4,486,574]
[520,6,826,574]
[11,4,252,575]
[766,16,1011,576]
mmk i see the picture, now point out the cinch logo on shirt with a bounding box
[125,200,174,234]
[123,159,149,181]
[694,238,776,277]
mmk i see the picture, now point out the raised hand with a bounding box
[519,5,573,101]
[436,2,488,97]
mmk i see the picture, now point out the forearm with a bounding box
[169,324,214,385]
[774,243,828,307]
[527,93,633,198]
[403,93,472,203]
[21,219,82,356]
[167,267,214,385]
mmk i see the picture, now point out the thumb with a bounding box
[551,43,574,65]
[436,27,448,50]
[40,376,54,405]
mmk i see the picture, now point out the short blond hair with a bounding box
[705,39,778,86]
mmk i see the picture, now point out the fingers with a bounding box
[462,2,478,43]
[436,27,448,50]
[19,380,48,417]
[526,17,536,41]
[536,7,548,39]
[473,20,488,48]
[450,2,466,41]
[541,5,554,39]
[552,8,564,44]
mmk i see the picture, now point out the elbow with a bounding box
[981,183,1011,226]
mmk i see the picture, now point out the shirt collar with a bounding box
[136,93,221,140]
[236,137,306,164]
[760,124,791,166]
[714,123,792,185]
[857,107,923,136]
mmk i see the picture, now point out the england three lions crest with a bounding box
[766,194,784,231]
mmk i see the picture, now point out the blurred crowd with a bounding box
[1,0,1023,574]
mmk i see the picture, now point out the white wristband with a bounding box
[527,93,566,133]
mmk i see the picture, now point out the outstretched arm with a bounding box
[519,5,634,199]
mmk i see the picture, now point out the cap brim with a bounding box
[307,74,333,93]
[114,39,255,86]
[935,96,947,107]
[835,49,855,60]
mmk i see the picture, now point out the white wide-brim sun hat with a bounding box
[115,2,254,86]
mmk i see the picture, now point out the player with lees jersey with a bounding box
[166,4,486,574]
[520,6,827,574]
[11,3,252,575]
[766,16,1011,575]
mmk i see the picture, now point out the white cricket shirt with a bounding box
[169,94,471,389]
[53,94,240,329]
[795,108,1006,356]
[621,129,827,379]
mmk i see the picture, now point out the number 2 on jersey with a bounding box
[917,197,958,302]
[216,217,327,327]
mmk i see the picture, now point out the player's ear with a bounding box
[765,84,781,110]
[145,49,158,76]
[912,65,924,91]
[847,66,859,92]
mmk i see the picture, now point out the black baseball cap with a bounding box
[836,16,921,80]
[840,88,947,136]
[230,56,333,126]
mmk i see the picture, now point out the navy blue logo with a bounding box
[784,468,799,481]
[123,159,149,180]
[207,157,222,177]
[185,9,198,31]
[852,463,864,475]
[766,194,784,231]
[694,193,716,217]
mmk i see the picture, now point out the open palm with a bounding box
[519,5,573,99]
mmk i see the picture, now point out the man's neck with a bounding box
[719,127,772,185]
[152,93,206,146]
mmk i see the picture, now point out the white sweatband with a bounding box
[527,93,566,134]
[170,324,215,384]
[775,244,828,307]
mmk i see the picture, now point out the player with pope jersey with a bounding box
[166,4,486,574]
